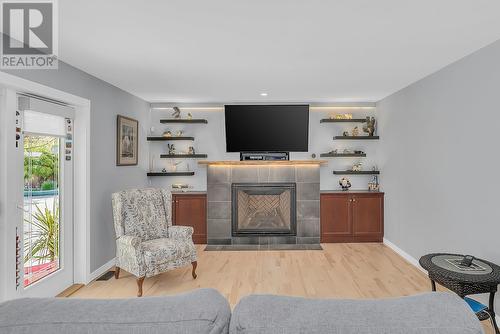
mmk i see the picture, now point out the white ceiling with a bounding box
[59,0,500,103]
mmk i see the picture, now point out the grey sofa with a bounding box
[0,289,484,334]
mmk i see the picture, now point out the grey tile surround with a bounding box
[207,165,320,245]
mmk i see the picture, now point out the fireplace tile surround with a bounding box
[207,165,320,245]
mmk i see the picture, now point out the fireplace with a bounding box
[231,183,296,236]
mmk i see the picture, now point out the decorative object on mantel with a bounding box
[188,146,195,155]
[116,115,138,166]
[162,130,172,137]
[162,168,167,172]
[363,117,376,136]
[342,131,349,137]
[339,177,352,191]
[175,130,184,137]
[187,112,193,120]
[172,106,181,118]
[351,126,359,137]
[352,162,362,171]
[168,143,175,155]
[368,175,380,191]
[329,113,353,120]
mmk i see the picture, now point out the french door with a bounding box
[16,95,74,297]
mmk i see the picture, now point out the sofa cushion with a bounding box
[230,292,484,334]
[0,288,230,334]
[119,188,170,241]
[142,238,196,268]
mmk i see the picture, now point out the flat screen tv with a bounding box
[225,105,309,152]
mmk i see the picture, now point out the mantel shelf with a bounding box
[147,136,195,141]
[333,136,379,140]
[160,154,208,159]
[333,170,380,175]
[160,119,208,124]
[320,118,368,123]
[147,171,195,176]
[198,160,328,166]
[320,153,366,158]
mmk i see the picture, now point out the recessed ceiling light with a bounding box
[260,92,268,97]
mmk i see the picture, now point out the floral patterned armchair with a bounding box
[112,188,197,296]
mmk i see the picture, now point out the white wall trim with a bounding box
[383,238,426,273]
[88,257,116,283]
[0,71,91,298]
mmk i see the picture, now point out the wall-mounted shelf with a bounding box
[333,136,379,140]
[160,154,208,159]
[320,118,367,123]
[147,171,195,177]
[147,136,195,141]
[320,153,366,158]
[160,119,208,124]
[333,170,380,175]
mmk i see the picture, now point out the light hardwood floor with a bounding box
[72,243,495,333]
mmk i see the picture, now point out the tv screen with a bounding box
[225,105,309,152]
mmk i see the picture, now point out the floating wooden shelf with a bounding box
[320,153,367,158]
[160,154,208,159]
[333,170,380,175]
[198,160,328,166]
[147,171,195,176]
[333,136,379,140]
[160,119,208,124]
[320,118,367,123]
[147,136,195,141]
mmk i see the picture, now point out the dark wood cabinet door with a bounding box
[351,194,384,241]
[320,194,351,243]
[172,194,207,244]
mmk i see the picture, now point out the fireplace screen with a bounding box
[232,183,296,236]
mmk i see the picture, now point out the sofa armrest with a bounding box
[168,225,194,240]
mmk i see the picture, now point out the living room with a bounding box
[0,1,499,333]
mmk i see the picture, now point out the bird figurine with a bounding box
[363,117,376,136]
[171,106,181,118]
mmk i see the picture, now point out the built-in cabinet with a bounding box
[172,192,207,244]
[320,191,384,243]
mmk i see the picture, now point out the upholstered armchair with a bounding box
[111,188,197,297]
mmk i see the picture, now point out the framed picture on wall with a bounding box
[116,115,138,166]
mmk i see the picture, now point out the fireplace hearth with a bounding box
[232,183,296,236]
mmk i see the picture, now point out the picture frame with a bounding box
[116,115,138,166]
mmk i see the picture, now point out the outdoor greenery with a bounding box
[24,202,59,264]
[24,136,59,190]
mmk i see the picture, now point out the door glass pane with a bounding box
[23,135,60,287]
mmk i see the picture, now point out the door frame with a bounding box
[0,71,91,301]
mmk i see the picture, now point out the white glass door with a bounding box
[16,97,74,297]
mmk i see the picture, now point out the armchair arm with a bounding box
[115,236,146,277]
[168,225,194,240]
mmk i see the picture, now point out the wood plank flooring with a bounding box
[72,243,494,333]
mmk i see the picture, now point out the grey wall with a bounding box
[378,40,500,308]
[3,62,150,272]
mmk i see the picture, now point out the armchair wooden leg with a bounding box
[114,267,120,279]
[136,276,145,297]
[191,261,197,279]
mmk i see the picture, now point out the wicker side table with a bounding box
[420,253,500,334]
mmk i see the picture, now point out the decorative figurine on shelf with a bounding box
[351,126,359,137]
[363,117,376,136]
[172,106,181,118]
[175,130,184,137]
[339,177,352,191]
[161,168,167,173]
[330,113,353,120]
[342,131,349,137]
[352,162,362,171]
[368,175,380,192]
[354,150,364,154]
[162,130,172,137]
[172,183,189,192]
[187,112,193,120]
[149,126,155,136]
[168,160,182,172]
[167,143,175,155]
[188,146,195,155]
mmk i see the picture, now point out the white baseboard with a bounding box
[87,258,116,283]
[383,238,426,273]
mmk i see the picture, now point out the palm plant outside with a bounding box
[24,201,59,264]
